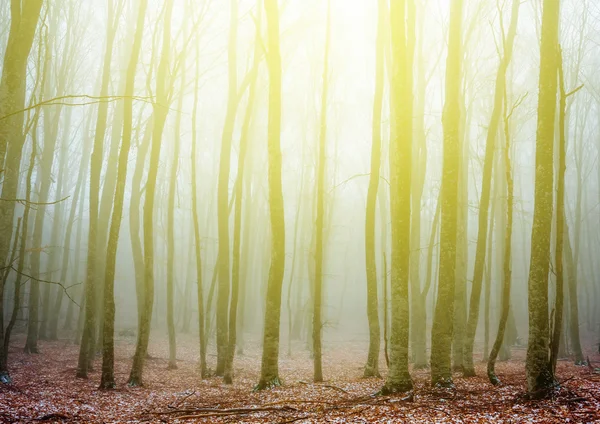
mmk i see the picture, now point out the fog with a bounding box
[0,0,599,410]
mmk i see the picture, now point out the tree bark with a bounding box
[382,0,414,394]
[256,0,286,390]
[430,0,463,388]
[526,0,560,396]
[364,0,385,379]
[128,0,170,387]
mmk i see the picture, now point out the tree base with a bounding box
[526,370,557,399]
[412,363,428,370]
[99,380,116,390]
[167,362,178,370]
[462,366,476,378]
[0,371,11,384]
[432,377,455,389]
[128,376,143,387]
[363,365,381,378]
[379,380,414,396]
[23,345,39,354]
[487,371,501,386]
[254,376,282,391]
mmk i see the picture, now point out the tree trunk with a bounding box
[526,0,560,397]
[311,1,331,384]
[77,0,120,378]
[382,0,414,394]
[256,0,286,390]
[488,71,518,385]
[166,34,188,371]
[463,0,520,376]
[0,0,44,280]
[215,0,239,377]
[430,0,463,388]
[100,0,147,390]
[224,0,261,384]
[128,0,171,387]
[364,0,385,379]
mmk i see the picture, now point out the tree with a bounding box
[550,46,584,373]
[100,0,148,389]
[525,0,560,396]
[363,0,385,379]
[129,0,172,387]
[191,37,207,379]
[430,0,463,388]
[77,0,121,378]
[215,0,239,376]
[224,0,262,384]
[487,90,524,385]
[463,0,520,377]
[312,0,331,384]
[0,0,44,278]
[256,0,286,390]
[166,25,188,371]
[382,0,414,394]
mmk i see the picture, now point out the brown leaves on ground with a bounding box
[1,333,599,423]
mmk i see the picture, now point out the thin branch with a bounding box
[0,95,156,121]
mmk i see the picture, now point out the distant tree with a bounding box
[77,0,121,378]
[191,36,208,379]
[430,0,463,388]
[224,0,262,385]
[215,0,239,376]
[526,0,560,396]
[166,26,188,371]
[312,0,331,384]
[256,0,286,390]
[488,87,524,386]
[463,0,520,377]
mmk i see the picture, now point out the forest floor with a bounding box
[1,332,599,423]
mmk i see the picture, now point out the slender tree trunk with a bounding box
[382,0,414,394]
[525,0,560,396]
[364,0,385,379]
[483,193,496,363]
[64,176,87,333]
[215,0,239,376]
[166,39,187,371]
[311,1,331,384]
[414,193,441,370]
[49,107,86,339]
[100,0,147,390]
[130,117,152,329]
[128,0,171,387]
[191,39,207,378]
[431,0,463,388]
[463,0,520,376]
[256,0,286,390]
[224,1,262,384]
[77,0,120,378]
[488,80,518,385]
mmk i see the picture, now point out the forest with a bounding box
[0,0,599,422]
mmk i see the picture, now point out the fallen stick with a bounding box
[298,380,350,395]
[152,406,297,416]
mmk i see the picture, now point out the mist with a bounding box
[0,0,599,422]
